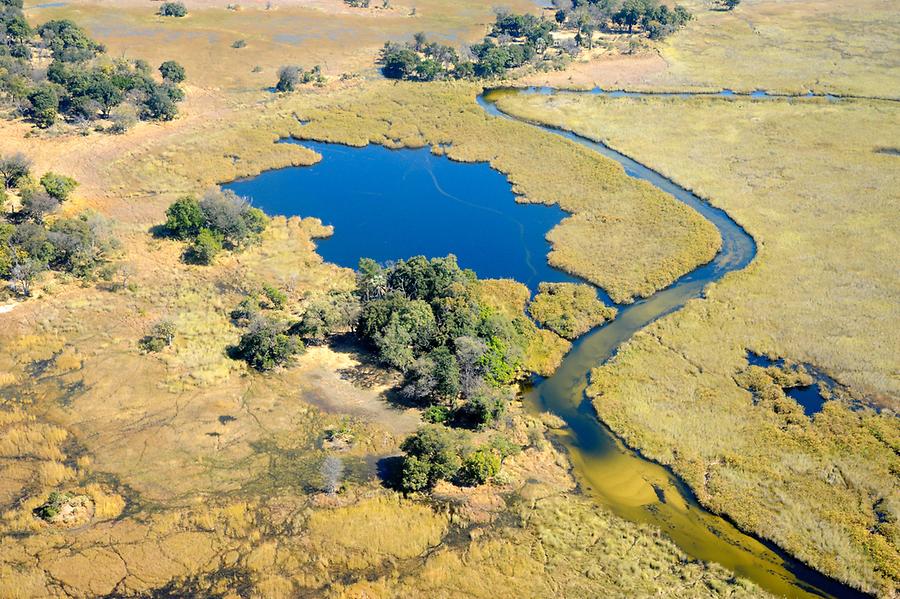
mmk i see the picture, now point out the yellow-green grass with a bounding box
[528,281,617,339]
[654,0,900,98]
[495,91,900,594]
[289,81,721,303]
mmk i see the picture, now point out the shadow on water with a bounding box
[480,88,868,599]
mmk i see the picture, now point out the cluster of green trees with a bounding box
[1,3,186,129]
[380,12,556,81]
[398,426,516,492]
[275,64,324,92]
[0,153,117,295]
[163,190,268,265]
[553,0,691,43]
[287,255,527,430]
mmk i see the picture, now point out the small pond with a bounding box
[224,140,581,293]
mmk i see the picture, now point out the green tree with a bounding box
[165,196,204,239]
[380,45,419,79]
[143,85,178,120]
[399,426,462,491]
[236,316,302,371]
[86,74,123,118]
[159,60,186,83]
[27,85,59,128]
[39,172,78,201]
[158,2,187,17]
[430,346,460,400]
[188,229,222,264]
[459,448,500,485]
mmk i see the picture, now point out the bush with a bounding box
[158,2,187,17]
[459,448,500,485]
[159,60,186,84]
[40,172,78,201]
[140,319,176,352]
[262,283,286,309]
[422,405,450,424]
[235,315,303,371]
[187,228,222,264]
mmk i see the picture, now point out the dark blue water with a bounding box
[746,352,828,415]
[224,140,581,293]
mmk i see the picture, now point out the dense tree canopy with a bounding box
[1,6,186,130]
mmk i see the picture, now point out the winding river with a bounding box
[230,87,867,598]
[479,88,865,599]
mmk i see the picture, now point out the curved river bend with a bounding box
[479,89,869,599]
[228,88,867,599]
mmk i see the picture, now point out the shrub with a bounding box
[262,283,286,309]
[158,2,187,17]
[187,228,222,264]
[40,172,78,201]
[140,319,176,352]
[235,315,303,371]
[159,60,186,84]
[422,405,450,424]
[459,448,500,485]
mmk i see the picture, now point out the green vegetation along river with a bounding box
[479,88,866,599]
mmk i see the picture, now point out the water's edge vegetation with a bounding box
[477,88,869,599]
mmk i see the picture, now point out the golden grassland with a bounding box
[494,92,900,594]
[289,81,722,303]
[0,5,733,596]
[655,0,900,97]
[520,0,899,98]
[528,282,617,339]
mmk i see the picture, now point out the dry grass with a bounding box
[288,81,721,303]
[496,92,900,594]
[656,0,900,97]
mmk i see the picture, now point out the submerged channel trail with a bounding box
[478,88,867,599]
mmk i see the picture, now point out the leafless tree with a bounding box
[321,456,344,495]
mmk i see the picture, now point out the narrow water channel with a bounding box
[227,87,868,598]
[479,88,866,599]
